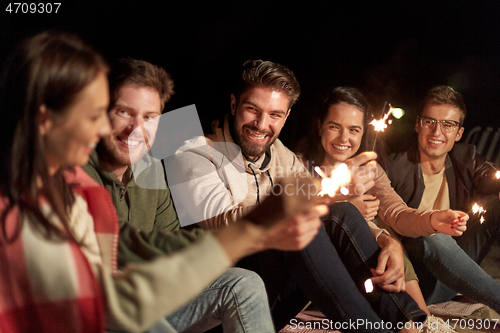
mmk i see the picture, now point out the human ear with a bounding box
[455,126,464,142]
[38,104,52,136]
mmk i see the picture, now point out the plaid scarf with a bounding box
[0,167,119,333]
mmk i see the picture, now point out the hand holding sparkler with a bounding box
[315,152,378,204]
[430,210,469,236]
[344,151,378,194]
[244,176,328,252]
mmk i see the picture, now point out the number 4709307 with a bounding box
[6,3,61,14]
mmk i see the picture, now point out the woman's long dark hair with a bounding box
[296,86,386,170]
[0,31,108,243]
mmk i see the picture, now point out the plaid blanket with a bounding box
[0,167,119,332]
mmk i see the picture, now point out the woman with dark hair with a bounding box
[296,86,468,332]
[0,31,325,333]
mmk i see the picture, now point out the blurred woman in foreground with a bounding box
[0,31,324,333]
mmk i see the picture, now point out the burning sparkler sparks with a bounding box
[472,203,486,224]
[369,104,394,132]
[314,164,351,197]
[364,279,374,293]
[496,170,500,179]
[369,103,404,151]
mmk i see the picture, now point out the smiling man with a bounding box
[84,58,179,236]
[167,59,433,332]
[83,58,290,333]
[386,85,500,313]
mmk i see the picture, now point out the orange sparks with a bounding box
[370,105,394,132]
[315,164,351,197]
[472,203,486,224]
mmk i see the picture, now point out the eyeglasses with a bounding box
[418,116,461,133]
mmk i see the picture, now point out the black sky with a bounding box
[2,0,500,151]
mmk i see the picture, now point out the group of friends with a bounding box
[0,31,499,333]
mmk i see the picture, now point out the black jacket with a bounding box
[386,143,499,212]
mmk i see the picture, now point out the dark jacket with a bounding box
[386,143,500,212]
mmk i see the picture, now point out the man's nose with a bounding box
[431,122,443,134]
[255,114,268,130]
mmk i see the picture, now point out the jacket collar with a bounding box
[88,149,136,187]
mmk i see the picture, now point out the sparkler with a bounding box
[314,164,351,197]
[471,203,486,224]
[496,170,500,179]
[364,279,374,293]
[369,103,404,151]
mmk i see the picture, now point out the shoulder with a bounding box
[65,166,102,188]
[448,143,476,162]
[386,147,418,182]
[271,139,300,163]
[132,154,168,190]
[81,151,105,186]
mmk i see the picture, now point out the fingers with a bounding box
[273,216,321,250]
[370,263,405,292]
[378,279,406,293]
[348,151,378,168]
[266,209,324,251]
[313,204,329,217]
[345,153,378,195]
[359,180,375,193]
[432,209,470,235]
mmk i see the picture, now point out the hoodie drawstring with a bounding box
[248,164,274,205]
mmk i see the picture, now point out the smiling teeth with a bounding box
[429,139,442,144]
[247,130,266,139]
[121,139,140,146]
[333,145,349,151]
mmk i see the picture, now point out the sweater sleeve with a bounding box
[117,222,205,266]
[101,234,231,332]
[367,163,436,237]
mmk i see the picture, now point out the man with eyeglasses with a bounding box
[385,85,500,311]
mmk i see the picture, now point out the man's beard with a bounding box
[232,121,276,159]
[97,135,133,168]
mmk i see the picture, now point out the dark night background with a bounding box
[1,0,500,153]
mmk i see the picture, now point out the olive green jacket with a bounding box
[83,150,204,267]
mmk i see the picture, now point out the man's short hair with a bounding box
[419,85,467,124]
[234,59,300,108]
[109,58,174,110]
